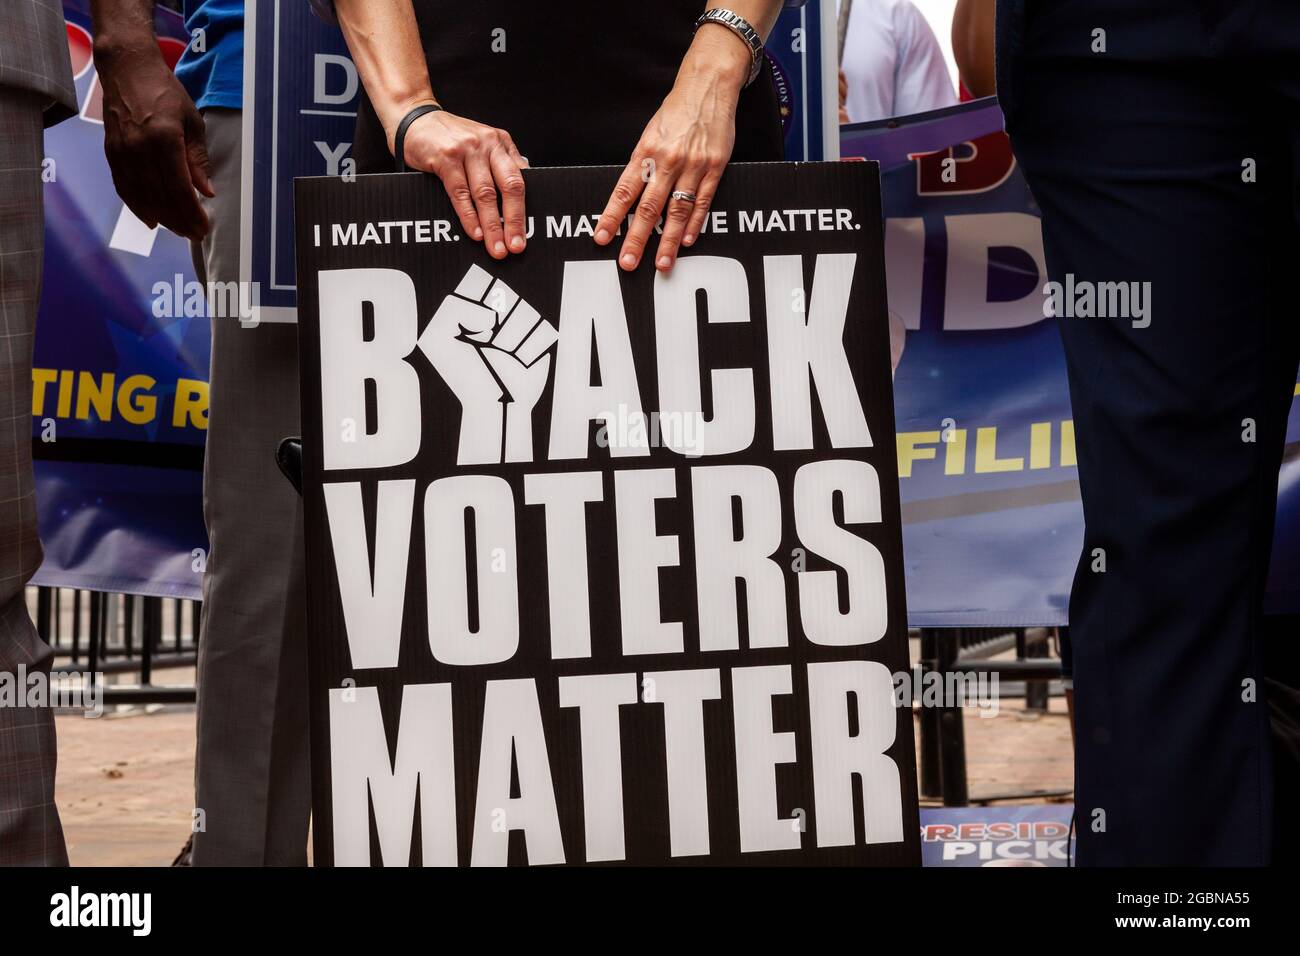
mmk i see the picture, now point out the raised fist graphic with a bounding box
[418,264,558,464]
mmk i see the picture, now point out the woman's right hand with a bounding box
[396,108,529,259]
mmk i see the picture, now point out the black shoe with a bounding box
[172,835,193,867]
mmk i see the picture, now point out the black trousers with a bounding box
[998,0,1300,865]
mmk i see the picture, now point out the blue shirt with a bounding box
[174,1,244,110]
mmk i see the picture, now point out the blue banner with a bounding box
[765,0,838,162]
[34,2,208,598]
[241,0,356,321]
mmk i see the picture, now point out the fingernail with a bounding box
[473,227,483,240]
[510,235,525,252]
[620,253,637,269]
[494,241,506,256]
[657,256,672,270]
[683,234,695,246]
[596,228,610,244]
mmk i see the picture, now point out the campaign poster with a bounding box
[294,162,919,865]
[919,805,1074,867]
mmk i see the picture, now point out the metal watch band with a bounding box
[694,8,765,88]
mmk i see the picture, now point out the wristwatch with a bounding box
[694,8,765,88]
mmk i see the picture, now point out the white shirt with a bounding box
[838,0,958,123]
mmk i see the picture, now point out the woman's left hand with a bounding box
[594,30,751,272]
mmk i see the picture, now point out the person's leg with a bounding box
[1264,614,1300,862]
[189,108,311,866]
[1256,0,1300,866]
[0,86,67,867]
[1006,5,1299,865]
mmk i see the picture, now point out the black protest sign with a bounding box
[294,162,919,866]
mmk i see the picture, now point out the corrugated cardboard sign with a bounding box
[293,162,919,866]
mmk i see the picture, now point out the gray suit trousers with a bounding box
[0,85,67,867]
[189,108,310,866]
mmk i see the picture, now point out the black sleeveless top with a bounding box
[350,0,785,173]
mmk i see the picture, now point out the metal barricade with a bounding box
[31,587,199,706]
[917,626,1070,806]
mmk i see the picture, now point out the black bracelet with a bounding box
[394,103,444,172]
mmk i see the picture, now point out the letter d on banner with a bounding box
[318,268,422,470]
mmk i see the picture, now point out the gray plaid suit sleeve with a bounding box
[0,0,77,127]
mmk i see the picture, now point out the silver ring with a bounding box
[670,189,698,203]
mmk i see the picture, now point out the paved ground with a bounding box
[946,694,1073,805]
[54,675,1074,866]
[56,696,197,867]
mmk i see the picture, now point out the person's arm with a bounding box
[334,0,527,259]
[91,0,213,240]
[594,2,785,273]
[952,0,996,98]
